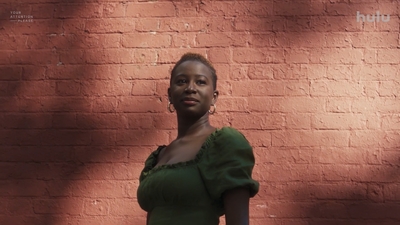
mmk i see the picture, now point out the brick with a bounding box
[232,81,285,96]
[52,113,77,128]
[248,32,276,47]
[73,146,129,163]
[0,66,22,80]
[92,97,118,113]
[85,19,135,33]
[231,113,285,130]
[62,19,85,34]
[248,64,274,80]
[41,97,92,112]
[0,180,47,197]
[274,0,324,16]
[6,198,33,215]
[352,64,399,81]
[157,48,207,64]
[272,130,349,147]
[217,97,248,112]
[81,80,132,96]
[324,32,352,48]
[196,32,232,47]
[0,35,27,50]
[262,164,322,182]
[310,48,363,64]
[45,65,120,80]
[379,81,400,97]
[230,65,250,81]
[349,131,389,147]
[206,17,235,32]
[9,50,59,65]
[312,113,367,130]
[41,130,92,146]
[33,199,83,215]
[153,113,176,130]
[326,98,352,113]
[117,96,165,113]
[175,1,199,17]
[171,33,196,48]
[235,18,273,32]
[122,33,171,48]
[59,49,85,65]
[285,49,311,64]
[109,199,145,216]
[103,2,126,18]
[126,2,176,17]
[311,80,364,97]
[116,130,169,146]
[85,49,135,64]
[2,113,52,129]
[56,81,81,96]
[207,48,231,64]
[381,150,400,166]
[350,32,398,48]
[377,49,400,63]
[285,81,310,96]
[352,98,400,113]
[76,114,127,129]
[315,147,368,164]
[233,48,284,63]
[285,113,311,129]
[384,184,400,201]
[162,18,208,32]
[54,3,102,18]
[311,16,363,32]
[242,130,272,147]
[199,1,273,17]
[71,180,127,198]
[271,97,325,113]
[135,18,161,32]
[83,199,109,216]
[133,49,158,64]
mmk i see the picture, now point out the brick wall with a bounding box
[1,0,399,225]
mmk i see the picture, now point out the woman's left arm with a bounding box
[223,187,251,225]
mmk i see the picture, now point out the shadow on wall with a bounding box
[228,0,400,224]
[0,1,155,224]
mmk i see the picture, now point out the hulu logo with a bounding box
[356,11,390,22]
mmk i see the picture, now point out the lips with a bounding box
[181,97,199,102]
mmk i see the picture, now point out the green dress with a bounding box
[137,127,259,225]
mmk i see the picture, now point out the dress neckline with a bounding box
[143,127,222,176]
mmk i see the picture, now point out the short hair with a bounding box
[170,53,217,90]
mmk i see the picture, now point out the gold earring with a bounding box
[168,102,175,113]
[209,104,216,114]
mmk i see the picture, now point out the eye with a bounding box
[196,80,206,85]
[176,79,186,84]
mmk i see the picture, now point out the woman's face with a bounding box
[168,60,218,117]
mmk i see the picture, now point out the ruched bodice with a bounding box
[137,127,259,225]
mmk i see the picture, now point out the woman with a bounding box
[137,53,259,225]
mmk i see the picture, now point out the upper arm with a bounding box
[223,187,250,225]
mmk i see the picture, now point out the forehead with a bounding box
[173,60,213,78]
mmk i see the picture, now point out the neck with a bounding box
[176,113,212,139]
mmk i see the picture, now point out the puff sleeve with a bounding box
[198,127,259,201]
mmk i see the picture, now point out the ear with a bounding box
[212,90,219,105]
[167,87,172,102]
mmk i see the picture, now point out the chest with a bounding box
[155,136,209,167]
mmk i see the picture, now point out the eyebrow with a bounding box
[174,74,209,80]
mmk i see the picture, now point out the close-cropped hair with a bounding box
[170,53,218,90]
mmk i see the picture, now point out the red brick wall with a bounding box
[1,1,400,225]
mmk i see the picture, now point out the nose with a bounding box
[184,81,196,93]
